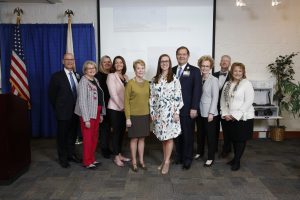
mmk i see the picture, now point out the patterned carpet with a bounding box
[0,137,299,200]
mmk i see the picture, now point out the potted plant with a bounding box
[267,52,299,141]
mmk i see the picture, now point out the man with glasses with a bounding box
[49,53,81,168]
[172,46,201,170]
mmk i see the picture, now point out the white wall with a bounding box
[215,0,300,131]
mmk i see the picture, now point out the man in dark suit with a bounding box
[213,55,231,158]
[49,53,81,168]
[172,46,201,170]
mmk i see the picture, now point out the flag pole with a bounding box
[64,9,76,71]
[11,7,31,109]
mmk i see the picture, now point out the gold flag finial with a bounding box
[13,7,23,25]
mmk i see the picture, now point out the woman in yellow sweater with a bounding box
[125,59,150,172]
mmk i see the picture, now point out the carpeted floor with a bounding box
[0,137,299,200]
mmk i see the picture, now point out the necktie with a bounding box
[177,67,183,78]
[69,72,77,98]
[220,72,227,76]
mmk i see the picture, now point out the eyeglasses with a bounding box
[160,60,169,63]
[201,65,210,68]
[64,59,75,61]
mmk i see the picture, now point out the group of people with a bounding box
[48,46,255,173]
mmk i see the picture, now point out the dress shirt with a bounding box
[218,71,228,89]
[176,63,187,78]
[64,68,78,88]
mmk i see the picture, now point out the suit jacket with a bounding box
[106,72,125,111]
[200,74,219,117]
[48,70,80,120]
[213,71,230,112]
[172,63,202,116]
[220,79,255,121]
[74,76,106,122]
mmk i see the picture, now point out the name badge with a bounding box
[182,71,190,77]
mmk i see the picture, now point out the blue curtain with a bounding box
[0,24,96,137]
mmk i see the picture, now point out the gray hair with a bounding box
[82,60,97,73]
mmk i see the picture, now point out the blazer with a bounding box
[172,63,202,116]
[48,70,80,120]
[74,76,106,122]
[200,74,219,117]
[213,71,230,112]
[106,72,125,111]
[220,79,255,121]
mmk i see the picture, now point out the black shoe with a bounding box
[182,164,191,170]
[68,155,81,163]
[231,162,240,171]
[226,159,235,166]
[220,151,229,158]
[93,161,102,166]
[203,160,214,167]
[59,161,70,168]
[85,164,96,169]
[194,154,203,160]
[174,159,182,165]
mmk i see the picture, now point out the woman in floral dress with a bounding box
[150,54,183,174]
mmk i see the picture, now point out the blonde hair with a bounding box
[133,59,146,70]
[197,55,214,69]
[82,60,97,73]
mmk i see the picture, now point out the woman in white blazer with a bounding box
[195,56,219,167]
[74,61,105,169]
[220,62,254,171]
[107,56,130,167]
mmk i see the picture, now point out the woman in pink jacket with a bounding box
[107,56,130,167]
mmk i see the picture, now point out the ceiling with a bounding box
[0,0,63,3]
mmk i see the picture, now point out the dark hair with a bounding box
[111,56,127,75]
[153,54,174,84]
[229,62,246,81]
[176,46,190,56]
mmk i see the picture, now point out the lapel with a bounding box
[203,74,212,90]
[62,70,73,93]
[113,72,124,87]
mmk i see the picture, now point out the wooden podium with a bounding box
[0,94,31,185]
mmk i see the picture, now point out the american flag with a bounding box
[9,24,30,107]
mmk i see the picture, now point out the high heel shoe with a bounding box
[131,164,138,172]
[203,160,214,167]
[120,155,131,162]
[139,163,147,170]
[157,163,163,170]
[161,161,170,175]
[114,157,124,167]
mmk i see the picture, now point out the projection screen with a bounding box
[100,0,214,80]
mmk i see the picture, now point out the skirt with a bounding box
[227,119,254,142]
[127,115,150,138]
